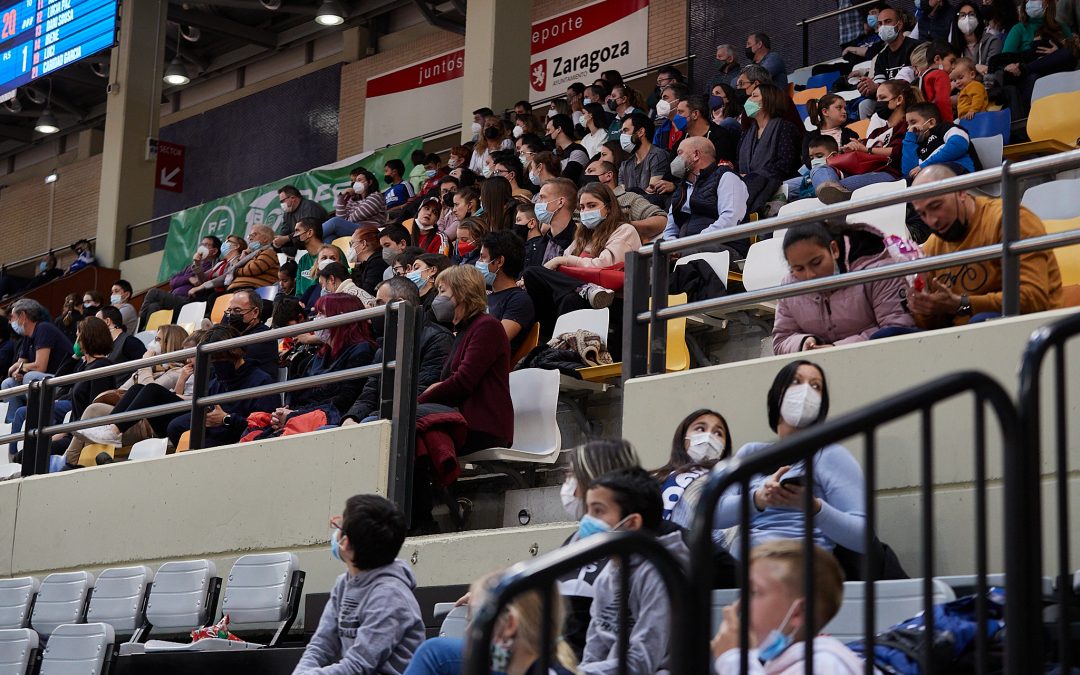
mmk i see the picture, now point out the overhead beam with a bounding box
[25,85,87,120]
[168,7,279,49]
[413,0,465,34]
[0,125,33,143]
[167,0,320,15]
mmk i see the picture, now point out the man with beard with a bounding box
[273,184,328,256]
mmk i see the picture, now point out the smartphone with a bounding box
[780,475,806,488]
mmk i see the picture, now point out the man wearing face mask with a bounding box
[382,159,415,215]
[661,136,750,255]
[272,185,327,256]
[710,45,741,89]
[617,112,670,192]
[648,95,741,200]
[109,280,139,335]
[744,32,789,89]
[293,218,327,297]
[533,178,580,265]
[479,230,535,354]
[908,164,1062,328]
[341,277,452,426]
[226,225,280,291]
[220,289,279,379]
[652,82,690,152]
[378,224,412,282]
[585,160,667,242]
[22,253,63,292]
[856,7,921,119]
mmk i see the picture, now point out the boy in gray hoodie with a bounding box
[578,467,690,674]
[294,494,424,675]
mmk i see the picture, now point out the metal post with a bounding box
[1000,161,1021,316]
[21,380,50,477]
[802,21,810,68]
[621,250,649,380]
[188,344,212,451]
[386,303,420,528]
[378,303,400,420]
[648,240,669,375]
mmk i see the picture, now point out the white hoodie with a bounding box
[714,636,877,674]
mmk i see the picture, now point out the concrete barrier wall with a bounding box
[623,308,1080,576]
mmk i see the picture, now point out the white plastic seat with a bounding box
[971,135,1004,196]
[277,252,288,266]
[39,622,114,675]
[145,553,301,652]
[551,307,609,344]
[128,439,167,461]
[1022,177,1080,221]
[789,65,815,88]
[86,566,153,635]
[0,578,39,629]
[0,464,20,481]
[133,331,156,347]
[438,605,468,639]
[460,368,561,464]
[776,198,827,242]
[846,179,911,241]
[740,238,787,291]
[175,301,207,328]
[674,251,731,289]
[824,578,956,642]
[32,571,94,638]
[0,628,37,675]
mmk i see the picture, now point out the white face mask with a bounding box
[196,245,210,258]
[352,180,365,192]
[572,110,584,126]
[877,24,899,43]
[346,246,358,263]
[810,156,828,170]
[318,258,334,270]
[146,340,161,355]
[686,432,725,462]
[655,99,672,118]
[957,15,978,34]
[780,383,823,429]
[470,121,482,135]
[512,125,524,138]
[547,108,557,118]
[560,477,584,520]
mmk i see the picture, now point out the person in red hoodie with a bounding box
[913,40,957,124]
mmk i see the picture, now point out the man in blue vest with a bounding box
[661,136,750,256]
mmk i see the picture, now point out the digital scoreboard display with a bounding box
[0,0,118,99]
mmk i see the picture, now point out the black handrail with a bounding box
[1018,311,1080,672]
[462,530,692,675]
[687,370,1032,674]
[795,0,882,67]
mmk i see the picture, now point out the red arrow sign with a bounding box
[155,140,185,193]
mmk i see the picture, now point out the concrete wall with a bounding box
[623,307,1080,577]
[118,250,164,292]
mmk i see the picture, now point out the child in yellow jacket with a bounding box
[951,58,989,120]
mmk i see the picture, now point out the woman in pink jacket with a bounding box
[772,223,916,355]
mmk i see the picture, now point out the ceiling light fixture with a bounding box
[315,0,345,26]
[35,80,58,134]
[44,170,58,184]
[163,26,191,86]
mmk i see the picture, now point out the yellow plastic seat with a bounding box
[332,236,352,253]
[792,86,827,106]
[846,118,870,140]
[144,309,173,332]
[577,294,691,381]
[1003,91,1080,159]
[176,431,191,452]
[511,322,541,365]
[77,443,114,468]
[210,293,234,324]
[1043,218,1080,285]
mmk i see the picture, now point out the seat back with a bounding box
[439,605,469,639]
[38,622,114,675]
[792,86,826,106]
[128,438,168,461]
[220,553,299,625]
[741,238,787,291]
[133,331,156,347]
[0,578,39,629]
[846,118,870,139]
[175,431,191,452]
[209,294,234,323]
[806,71,841,91]
[675,251,731,287]
[144,310,173,333]
[1042,218,1080,285]
[144,559,218,631]
[0,629,37,675]
[277,252,288,266]
[776,198,826,241]
[971,135,1004,195]
[551,307,610,344]
[1022,178,1080,221]
[1032,69,1080,103]
[86,566,153,635]
[31,572,94,638]
[255,285,278,302]
[824,578,956,642]
[508,369,561,458]
[332,236,352,253]
[958,109,1011,144]
[1028,90,1080,147]
[510,322,541,365]
[846,179,911,241]
[788,65,815,88]
[175,301,206,327]
[645,294,690,373]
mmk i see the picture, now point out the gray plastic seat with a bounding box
[39,622,114,675]
[437,605,468,639]
[32,572,94,638]
[824,579,956,642]
[0,578,39,629]
[86,566,153,636]
[0,628,37,675]
[144,559,217,631]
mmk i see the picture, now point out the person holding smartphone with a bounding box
[714,360,867,558]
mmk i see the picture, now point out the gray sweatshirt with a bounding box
[580,530,690,674]
[293,560,424,675]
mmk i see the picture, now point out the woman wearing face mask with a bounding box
[81,290,105,316]
[949,3,1002,79]
[580,102,611,159]
[318,262,376,309]
[300,244,351,310]
[527,183,640,333]
[225,224,280,291]
[470,118,514,175]
[191,235,247,299]
[713,361,867,557]
[737,83,802,183]
[478,176,516,234]
[446,145,470,175]
[454,218,486,266]
[1002,0,1075,113]
[407,254,452,323]
[711,540,864,674]
[709,84,743,133]
[605,85,642,140]
[773,223,916,354]
[652,409,733,527]
[346,225,387,296]
[325,167,387,240]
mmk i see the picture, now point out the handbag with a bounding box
[827,150,890,176]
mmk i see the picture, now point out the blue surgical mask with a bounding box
[534,200,555,225]
[329,529,343,561]
[38,262,47,273]
[1025,0,1045,18]
[672,113,689,131]
[475,260,497,286]
[580,210,604,230]
[407,269,426,289]
[220,242,233,257]
[709,94,725,111]
[577,514,629,540]
[10,321,23,337]
[757,600,801,662]
[110,293,122,305]
[867,13,878,28]
[425,169,437,178]
[248,240,262,252]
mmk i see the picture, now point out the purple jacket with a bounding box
[169,258,217,297]
[772,239,915,354]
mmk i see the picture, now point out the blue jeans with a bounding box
[321,216,360,240]
[809,167,895,193]
[2,371,50,423]
[870,326,922,339]
[402,637,464,675]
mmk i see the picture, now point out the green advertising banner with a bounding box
[158,137,423,282]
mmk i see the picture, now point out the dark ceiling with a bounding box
[0,0,466,165]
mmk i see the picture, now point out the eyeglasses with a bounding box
[392,266,406,275]
[223,306,253,316]
[329,515,342,531]
[492,169,510,177]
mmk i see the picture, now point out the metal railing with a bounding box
[623,149,1080,379]
[687,370,1030,674]
[795,0,881,67]
[0,301,421,522]
[1018,311,1080,672]
[462,530,693,675]
[0,236,97,280]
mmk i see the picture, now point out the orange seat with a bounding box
[511,322,541,365]
[792,86,827,106]
[846,118,870,140]
[210,293,234,323]
[176,430,191,452]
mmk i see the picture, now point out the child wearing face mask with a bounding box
[714,361,867,559]
[295,494,424,675]
[784,136,841,201]
[711,540,865,674]
[901,101,977,178]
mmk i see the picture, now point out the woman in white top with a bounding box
[470,117,514,175]
[580,102,611,159]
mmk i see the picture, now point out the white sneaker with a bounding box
[75,425,122,447]
[579,283,615,309]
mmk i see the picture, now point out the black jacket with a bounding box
[343,318,452,422]
[351,255,389,296]
[287,341,376,413]
[241,322,279,380]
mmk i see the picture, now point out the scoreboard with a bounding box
[0,0,118,99]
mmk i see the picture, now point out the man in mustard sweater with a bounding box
[908,164,1062,329]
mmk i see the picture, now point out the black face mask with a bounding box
[483,126,500,140]
[384,174,394,185]
[606,99,618,111]
[211,360,238,382]
[936,197,970,242]
[580,174,601,185]
[371,314,385,339]
[873,100,893,119]
[442,192,455,208]
[733,88,749,106]
[223,312,249,331]
[744,47,756,60]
